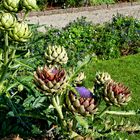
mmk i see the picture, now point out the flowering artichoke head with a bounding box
[104,81,131,106]
[34,65,67,94]
[66,86,98,116]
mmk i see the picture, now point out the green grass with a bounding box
[83,54,140,139]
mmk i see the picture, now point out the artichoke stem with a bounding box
[9,49,16,61]
[98,105,111,118]
[66,84,80,98]
[0,63,8,85]
[52,96,66,126]
[4,32,9,64]
[104,110,137,116]
[0,49,16,85]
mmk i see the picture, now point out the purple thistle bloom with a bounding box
[76,87,93,98]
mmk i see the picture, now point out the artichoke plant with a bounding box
[45,45,68,65]
[0,12,16,30]
[34,65,67,94]
[22,0,38,10]
[9,22,32,42]
[3,0,20,12]
[66,86,98,115]
[103,81,131,106]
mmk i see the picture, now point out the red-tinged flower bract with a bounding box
[104,81,131,106]
[66,86,98,116]
[34,65,67,94]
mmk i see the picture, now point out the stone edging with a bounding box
[22,2,140,17]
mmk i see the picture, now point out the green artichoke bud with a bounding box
[18,84,24,92]
[34,65,67,94]
[22,0,38,10]
[74,72,86,85]
[3,0,20,12]
[104,81,131,106]
[9,22,32,42]
[95,72,112,85]
[45,45,68,65]
[94,72,113,96]
[66,86,98,116]
[0,12,16,30]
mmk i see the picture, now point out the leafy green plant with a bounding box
[44,15,140,66]
[0,0,40,138]
[45,17,96,66]
[0,1,140,139]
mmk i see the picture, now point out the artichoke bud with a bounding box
[95,72,112,86]
[104,81,131,106]
[9,22,32,42]
[74,72,86,85]
[45,45,68,65]
[22,0,38,11]
[34,65,67,94]
[3,0,20,12]
[66,86,98,116]
[18,84,24,92]
[0,13,16,30]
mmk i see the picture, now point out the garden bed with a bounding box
[0,0,140,139]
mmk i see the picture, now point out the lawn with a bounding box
[83,53,140,139]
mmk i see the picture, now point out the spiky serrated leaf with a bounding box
[75,114,89,130]
[23,95,35,110]
[32,96,46,108]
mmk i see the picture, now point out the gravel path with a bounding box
[28,4,140,31]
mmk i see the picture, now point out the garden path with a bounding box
[27,4,140,31]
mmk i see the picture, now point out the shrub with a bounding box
[45,17,96,66]
[44,15,140,66]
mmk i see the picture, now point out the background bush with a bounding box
[26,15,140,67]
[43,15,140,66]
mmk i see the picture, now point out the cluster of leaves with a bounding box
[43,14,140,66]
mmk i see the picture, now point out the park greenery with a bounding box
[0,0,140,139]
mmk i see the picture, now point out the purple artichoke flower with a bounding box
[75,87,93,98]
[66,86,98,116]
